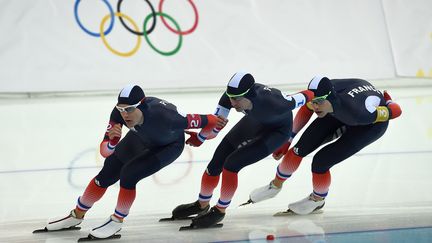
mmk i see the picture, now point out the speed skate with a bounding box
[32,226,81,233]
[273,208,323,216]
[77,215,123,241]
[33,210,83,233]
[179,223,223,231]
[159,216,194,222]
[78,234,121,242]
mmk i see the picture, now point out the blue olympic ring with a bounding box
[74,0,115,37]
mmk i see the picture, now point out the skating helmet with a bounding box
[117,84,145,105]
[226,72,255,98]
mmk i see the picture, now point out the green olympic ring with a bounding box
[142,12,183,56]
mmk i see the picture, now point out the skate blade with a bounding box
[78,234,121,242]
[32,226,81,233]
[273,209,323,217]
[238,199,253,207]
[159,216,194,222]
[179,223,223,231]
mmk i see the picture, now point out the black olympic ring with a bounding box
[117,0,156,36]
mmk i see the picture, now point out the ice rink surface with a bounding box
[0,84,431,242]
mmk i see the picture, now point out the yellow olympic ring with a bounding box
[100,12,142,57]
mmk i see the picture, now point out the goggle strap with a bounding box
[226,89,250,98]
[312,91,331,101]
[116,101,141,112]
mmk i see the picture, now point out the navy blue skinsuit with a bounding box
[97,97,202,189]
[294,78,389,173]
[206,83,308,175]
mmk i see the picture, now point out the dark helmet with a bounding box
[307,76,340,107]
[117,84,145,105]
[226,72,255,98]
[308,76,334,98]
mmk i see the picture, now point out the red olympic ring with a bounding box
[158,0,199,35]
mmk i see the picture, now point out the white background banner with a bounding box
[0,0,429,93]
[383,0,432,78]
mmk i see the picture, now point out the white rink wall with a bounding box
[0,0,431,92]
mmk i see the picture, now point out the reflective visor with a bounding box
[116,101,141,113]
[225,89,250,98]
[311,91,331,105]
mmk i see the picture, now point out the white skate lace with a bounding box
[309,193,324,202]
[269,181,280,189]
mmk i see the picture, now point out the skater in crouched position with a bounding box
[169,72,314,229]
[247,76,402,215]
[41,84,225,239]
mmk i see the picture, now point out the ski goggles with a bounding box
[225,89,250,100]
[116,101,141,113]
[311,92,331,105]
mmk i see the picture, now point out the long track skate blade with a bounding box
[273,209,323,217]
[78,234,121,242]
[159,216,194,222]
[179,223,223,231]
[238,199,253,207]
[32,226,81,233]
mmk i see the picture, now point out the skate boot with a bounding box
[250,181,282,203]
[191,206,225,228]
[88,215,122,239]
[288,193,325,215]
[240,181,281,206]
[172,200,210,219]
[45,210,83,231]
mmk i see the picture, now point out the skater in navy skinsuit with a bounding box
[41,84,226,239]
[247,76,402,215]
[169,72,314,228]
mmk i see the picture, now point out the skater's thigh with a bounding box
[294,115,344,157]
[95,153,123,187]
[206,116,264,175]
[224,129,288,172]
[311,121,388,173]
[114,132,147,163]
[223,116,264,146]
[119,140,184,189]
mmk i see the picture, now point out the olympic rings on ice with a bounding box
[74,0,199,57]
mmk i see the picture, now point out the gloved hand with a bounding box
[273,132,296,160]
[108,123,122,147]
[205,115,228,130]
[185,131,204,147]
[202,115,228,139]
[108,137,120,149]
[273,140,291,160]
[383,90,402,119]
[383,90,393,104]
